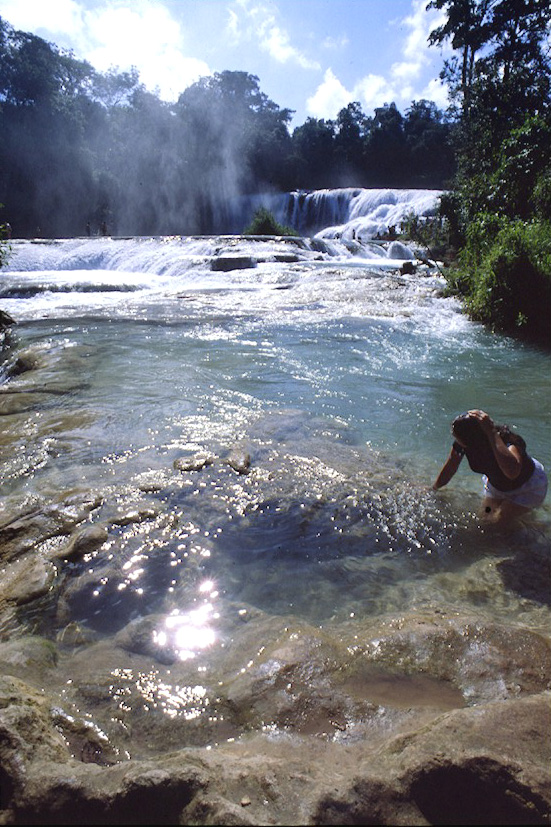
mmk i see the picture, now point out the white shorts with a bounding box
[483,459,548,509]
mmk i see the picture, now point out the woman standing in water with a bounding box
[433,409,548,523]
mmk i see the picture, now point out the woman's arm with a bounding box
[468,409,522,480]
[433,447,462,489]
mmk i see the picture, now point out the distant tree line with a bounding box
[0,15,455,238]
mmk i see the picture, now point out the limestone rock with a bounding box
[211,255,257,272]
[52,523,109,561]
[226,450,251,475]
[0,493,103,563]
[174,452,215,472]
[0,555,56,606]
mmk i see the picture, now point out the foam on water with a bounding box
[3,237,454,339]
[233,187,441,238]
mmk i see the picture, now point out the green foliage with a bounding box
[399,210,450,263]
[532,169,551,221]
[450,217,551,346]
[427,1,551,346]
[243,207,296,237]
[0,210,12,269]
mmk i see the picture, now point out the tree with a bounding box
[427,0,493,114]
[404,100,455,186]
[244,207,295,236]
[291,118,337,188]
[364,103,406,185]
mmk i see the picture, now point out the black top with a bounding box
[452,438,535,492]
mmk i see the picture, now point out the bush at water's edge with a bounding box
[243,207,296,237]
[443,216,551,349]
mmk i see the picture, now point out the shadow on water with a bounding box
[495,522,551,607]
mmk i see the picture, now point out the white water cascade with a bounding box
[227,186,442,238]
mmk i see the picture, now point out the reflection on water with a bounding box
[154,588,219,662]
[111,667,210,721]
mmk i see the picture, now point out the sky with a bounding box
[0,0,452,126]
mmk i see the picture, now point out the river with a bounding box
[0,190,549,777]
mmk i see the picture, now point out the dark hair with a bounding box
[451,413,486,448]
[452,413,527,452]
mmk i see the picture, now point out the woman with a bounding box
[433,409,548,522]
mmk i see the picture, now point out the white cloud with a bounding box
[259,21,320,69]
[321,34,349,51]
[306,68,350,119]
[420,77,449,109]
[307,70,399,121]
[402,0,436,60]
[354,74,396,111]
[0,0,84,35]
[391,60,422,82]
[389,0,448,89]
[306,0,450,120]
[0,0,210,101]
[226,0,320,70]
[226,8,240,41]
[82,2,210,98]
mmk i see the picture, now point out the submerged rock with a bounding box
[174,452,216,472]
[7,347,45,377]
[0,636,58,680]
[226,449,251,475]
[0,309,17,330]
[0,555,56,607]
[114,613,178,664]
[387,240,415,260]
[211,255,257,272]
[0,592,549,824]
[0,671,548,825]
[52,524,109,562]
[0,493,103,563]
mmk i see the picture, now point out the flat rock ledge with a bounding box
[0,675,549,825]
[210,254,257,272]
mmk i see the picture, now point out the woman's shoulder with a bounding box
[496,424,527,452]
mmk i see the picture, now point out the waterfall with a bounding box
[226,187,442,238]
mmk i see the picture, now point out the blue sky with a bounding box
[0,0,451,125]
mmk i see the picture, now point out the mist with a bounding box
[0,16,455,238]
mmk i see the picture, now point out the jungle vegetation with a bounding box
[427,0,551,346]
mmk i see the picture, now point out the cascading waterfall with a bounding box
[223,186,442,237]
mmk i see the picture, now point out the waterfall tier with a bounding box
[225,187,442,238]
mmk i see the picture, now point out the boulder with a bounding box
[211,255,257,272]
